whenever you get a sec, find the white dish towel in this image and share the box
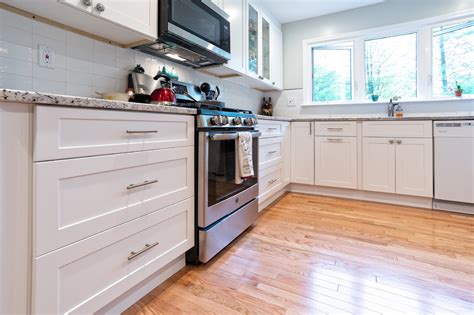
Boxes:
[235,132,254,184]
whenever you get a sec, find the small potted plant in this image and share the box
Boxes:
[454,81,463,97]
[371,94,379,102]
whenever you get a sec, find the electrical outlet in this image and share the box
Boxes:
[38,45,55,69]
[287,96,297,107]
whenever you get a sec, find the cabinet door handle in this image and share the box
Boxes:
[126,130,158,134]
[127,180,158,190]
[267,127,278,131]
[396,140,402,144]
[268,150,278,154]
[389,139,395,144]
[82,0,92,6]
[327,138,343,141]
[268,179,277,185]
[128,241,159,261]
[309,122,312,135]
[258,76,264,80]
[327,127,343,131]
[95,2,105,12]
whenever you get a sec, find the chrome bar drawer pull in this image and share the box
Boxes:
[327,127,343,131]
[327,138,343,141]
[267,127,278,131]
[268,150,278,154]
[126,130,158,134]
[128,241,159,261]
[126,179,158,190]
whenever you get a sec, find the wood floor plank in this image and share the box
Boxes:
[124,193,474,315]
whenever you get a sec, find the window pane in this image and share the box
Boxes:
[312,44,352,102]
[433,20,474,96]
[365,33,417,100]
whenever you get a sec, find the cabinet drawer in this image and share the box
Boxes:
[259,137,283,170]
[258,164,282,203]
[315,121,357,136]
[32,198,194,315]
[363,121,432,138]
[258,120,286,138]
[34,106,194,161]
[34,146,194,256]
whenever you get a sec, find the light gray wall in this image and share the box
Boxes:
[282,0,474,89]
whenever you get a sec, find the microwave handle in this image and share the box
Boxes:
[209,132,261,141]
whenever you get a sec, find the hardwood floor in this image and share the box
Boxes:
[124,193,474,315]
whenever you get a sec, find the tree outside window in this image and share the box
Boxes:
[433,20,474,96]
[365,33,417,100]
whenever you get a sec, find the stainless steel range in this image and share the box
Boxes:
[186,105,260,264]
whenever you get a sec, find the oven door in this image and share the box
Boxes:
[160,0,231,60]
[198,131,260,228]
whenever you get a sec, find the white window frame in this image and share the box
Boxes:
[302,10,474,106]
[310,41,355,103]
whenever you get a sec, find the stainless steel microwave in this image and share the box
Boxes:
[134,0,231,68]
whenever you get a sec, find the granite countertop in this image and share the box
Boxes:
[258,114,474,122]
[0,89,197,115]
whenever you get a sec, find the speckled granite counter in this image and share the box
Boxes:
[0,89,197,115]
[257,114,473,122]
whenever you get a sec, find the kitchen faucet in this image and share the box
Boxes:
[387,98,399,117]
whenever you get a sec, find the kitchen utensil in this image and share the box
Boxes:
[150,74,176,104]
[95,91,130,102]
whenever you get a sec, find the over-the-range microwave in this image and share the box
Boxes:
[134,0,231,68]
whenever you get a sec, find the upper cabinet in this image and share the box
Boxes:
[3,0,158,45]
[204,0,283,91]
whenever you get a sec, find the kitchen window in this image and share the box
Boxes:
[312,43,353,102]
[365,33,417,100]
[302,12,474,105]
[432,20,474,96]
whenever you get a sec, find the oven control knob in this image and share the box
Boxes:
[232,117,242,125]
[210,115,221,126]
[243,118,254,126]
[221,116,229,125]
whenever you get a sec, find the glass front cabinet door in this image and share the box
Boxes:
[248,4,259,76]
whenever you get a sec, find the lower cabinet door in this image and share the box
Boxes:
[32,198,194,315]
[395,138,433,197]
[291,122,315,185]
[362,137,396,193]
[258,163,283,206]
[315,136,357,189]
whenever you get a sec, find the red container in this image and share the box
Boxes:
[150,74,176,104]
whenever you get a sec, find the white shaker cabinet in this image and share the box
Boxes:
[282,122,291,185]
[362,121,433,198]
[222,0,245,73]
[395,138,433,197]
[362,137,396,193]
[290,122,314,185]
[315,136,358,189]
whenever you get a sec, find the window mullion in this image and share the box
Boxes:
[353,39,365,101]
[418,26,433,99]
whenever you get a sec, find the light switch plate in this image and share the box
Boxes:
[38,45,55,68]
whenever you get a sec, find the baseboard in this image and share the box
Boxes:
[258,185,289,212]
[289,184,433,209]
[433,200,474,214]
[97,255,186,315]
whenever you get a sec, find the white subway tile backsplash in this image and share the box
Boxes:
[116,48,135,71]
[0,41,33,62]
[0,73,33,91]
[32,20,66,42]
[66,69,94,85]
[66,83,95,98]
[93,40,116,67]
[33,78,66,95]
[93,74,116,91]
[2,26,33,48]
[66,32,93,61]
[0,56,33,77]
[92,63,118,78]
[33,64,66,82]
[65,56,93,73]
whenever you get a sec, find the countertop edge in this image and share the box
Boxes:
[0,89,197,115]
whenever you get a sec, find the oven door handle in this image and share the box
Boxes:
[209,132,261,141]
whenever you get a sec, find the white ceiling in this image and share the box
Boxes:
[254,0,385,24]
